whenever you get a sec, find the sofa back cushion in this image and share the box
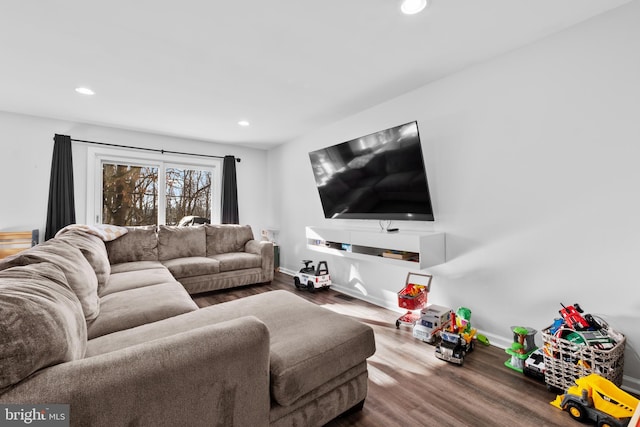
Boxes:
[106,226,158,265]
[0,263,87,390]
[56,231,111,292]
[0,240,100,321]
[205,224,254,255]
[158,225,206,261]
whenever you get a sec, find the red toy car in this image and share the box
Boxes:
[559,303,600,331]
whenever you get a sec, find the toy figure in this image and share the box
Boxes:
[504,326,538,373]
[454,307,473,333]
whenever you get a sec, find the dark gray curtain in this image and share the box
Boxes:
[221,155,239,224]
[45,134,76,240]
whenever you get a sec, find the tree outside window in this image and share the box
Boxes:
[102,163,158,226]
[165,167,211,225]
[102,162,212,226]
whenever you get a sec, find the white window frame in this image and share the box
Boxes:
[87,146,222,226]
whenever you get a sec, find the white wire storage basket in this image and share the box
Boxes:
[541,319,625,391]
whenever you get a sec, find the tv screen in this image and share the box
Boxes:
[308,121,434,221]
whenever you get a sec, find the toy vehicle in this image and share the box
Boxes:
[435,330,473,365]
[523,348,546,381]
[413,304,452,344]
[293,260,331,292]
[559,303,601,331]
[551,373,639,427]
[434,308,476,366]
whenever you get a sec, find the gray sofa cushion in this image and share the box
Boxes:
[158,225,206,260]
[0,240,100,321]
[178,268,265,295]
[56,231,111,292]
[106,226,158,264]
[86,312,265,357]
[205,224,254,255]
[87,281,198,339]
[110,261,166,274]
[209,252,262,272]
[101,267,177,296]
[161,257,220,278]
[0,263,86,389]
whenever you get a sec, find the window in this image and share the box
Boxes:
[87,147,221,226]
[102,163,159,226]
[165,166,212,225]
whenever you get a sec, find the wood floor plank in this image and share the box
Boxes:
[192,273,587,426]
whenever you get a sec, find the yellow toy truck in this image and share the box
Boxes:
[551,373,639,427]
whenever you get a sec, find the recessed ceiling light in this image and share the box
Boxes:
[75,87,95,95]
[401,0,428,15]
[238,120,250,127]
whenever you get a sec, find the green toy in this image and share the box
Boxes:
[504,326,537,372]
[455,306,490,345]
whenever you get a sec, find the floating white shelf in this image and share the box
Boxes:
[305,226,445,269]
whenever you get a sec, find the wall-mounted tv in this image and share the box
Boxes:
[308,121,434,221]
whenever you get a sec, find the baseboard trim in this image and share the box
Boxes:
[278,268,296,277]
[622,376,640,395]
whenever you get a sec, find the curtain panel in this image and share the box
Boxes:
[221,155,239,224]
[45,134,76,240]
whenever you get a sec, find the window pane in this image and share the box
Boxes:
[102,163,158,226]
[165,167,212,225]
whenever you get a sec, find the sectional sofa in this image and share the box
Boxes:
[0,225,376,426]
[106,223,275,294]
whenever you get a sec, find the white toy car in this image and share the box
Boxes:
[294,260,331,292]
[413,304,452,344]
[523,348,546,381]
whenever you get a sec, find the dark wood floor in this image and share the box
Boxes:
[193,272,583,427]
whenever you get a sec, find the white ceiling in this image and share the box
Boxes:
[0,0,631,149]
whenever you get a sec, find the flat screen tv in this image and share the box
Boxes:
[308,121,434,221]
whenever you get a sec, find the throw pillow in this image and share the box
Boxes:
[55,224,128,242]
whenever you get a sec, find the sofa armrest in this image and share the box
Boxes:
[245,240,274,280]
[1,316,271,427]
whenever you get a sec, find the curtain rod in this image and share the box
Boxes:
[67,137,241,162]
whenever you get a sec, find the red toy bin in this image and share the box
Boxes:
[395,273,432,329]
[397,285,428,310]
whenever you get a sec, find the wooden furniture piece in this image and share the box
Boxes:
[0,230,37,259]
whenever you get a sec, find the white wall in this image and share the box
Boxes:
[0,111,270,239]
[268,1,640,390]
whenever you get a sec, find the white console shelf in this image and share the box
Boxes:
[306,226,445,270]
